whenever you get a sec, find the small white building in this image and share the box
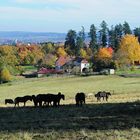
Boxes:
[80,59,90,73]
[109,69,115,75]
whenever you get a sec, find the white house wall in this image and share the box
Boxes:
[81,63,90,72]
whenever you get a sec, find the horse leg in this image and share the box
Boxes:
[106,96,108,101]
[24,102,26,107]
[39,101,42,107]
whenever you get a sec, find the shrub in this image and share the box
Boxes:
[0,67,11,83]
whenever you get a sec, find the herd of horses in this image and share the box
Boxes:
[5,91,111,107]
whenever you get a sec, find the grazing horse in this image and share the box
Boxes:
[35,92,65,107]
[53,92,65,106]
[32,95,38,107]
[14,95,32,107]
[75,92,86,106]
[5,99,14,105]
[95,91,111,102]
[95,92,101,102]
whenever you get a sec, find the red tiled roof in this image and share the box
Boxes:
[56,56,71,67]
[38,68,63,74]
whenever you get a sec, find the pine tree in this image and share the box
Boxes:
[89,24,98,51]
[76,26,86,56]
[65,30,77,55]
[134,27,140,43]
[123,21,132,35]
[109,24,123,51]
[100,21,108,47]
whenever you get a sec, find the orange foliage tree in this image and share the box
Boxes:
[17,44,44,65]
[97,47,113,59]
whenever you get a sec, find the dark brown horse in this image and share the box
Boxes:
[75,92,86,106]
[14,95,32,107]
[5,99,14,105]
[34,92,65,107]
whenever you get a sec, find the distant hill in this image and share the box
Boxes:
[0,31,67,44]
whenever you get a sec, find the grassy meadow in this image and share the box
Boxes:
[0,75,140,139]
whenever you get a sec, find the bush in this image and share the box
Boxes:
[0,67,11,83]
[93,58,116,72]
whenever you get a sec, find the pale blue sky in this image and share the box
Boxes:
[0,0,140,32]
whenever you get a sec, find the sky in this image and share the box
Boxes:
[0,0,140,32]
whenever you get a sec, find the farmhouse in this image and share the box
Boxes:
[56,56,90,74]
[55,56,71,71]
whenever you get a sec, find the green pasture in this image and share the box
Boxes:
[1,75,140,104]
[0,75,140,140]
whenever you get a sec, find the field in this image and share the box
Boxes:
[1,75,140,139]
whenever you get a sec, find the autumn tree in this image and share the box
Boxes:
[17,44,44,65]
[116,34,140,67]
[0,45,19,75]
[0,67,11,83]
[56,47,67,57]
[79,48,87,58]
[44,54,57,68]
[0,45,18,67]
[92,47,114,71]
[42,42,55,54]
[97,47,113,59]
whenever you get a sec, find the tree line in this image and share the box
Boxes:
[65,21,140,55]
[64,21,140,70]
[0,20,140,83]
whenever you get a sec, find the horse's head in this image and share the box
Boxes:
[58,92,61,95]
[95,94,98,97]
[107,92,111,96]
[32,95,36,100]
[60,94,65,100]
[29,96,33,101]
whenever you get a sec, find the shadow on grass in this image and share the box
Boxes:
[1,101,140,132]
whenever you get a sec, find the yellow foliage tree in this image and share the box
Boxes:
[79,48,87,58]
[119,34,140,64]
[45,54,57,67]
[56,47,67,57]
[0,45,18,66]
[0,67,11,83]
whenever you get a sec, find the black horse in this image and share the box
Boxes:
[34,92,65,107]
[5,99,14,105]
[14,95,32,107]
[52,92,65,106]
[75,92,86,106]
